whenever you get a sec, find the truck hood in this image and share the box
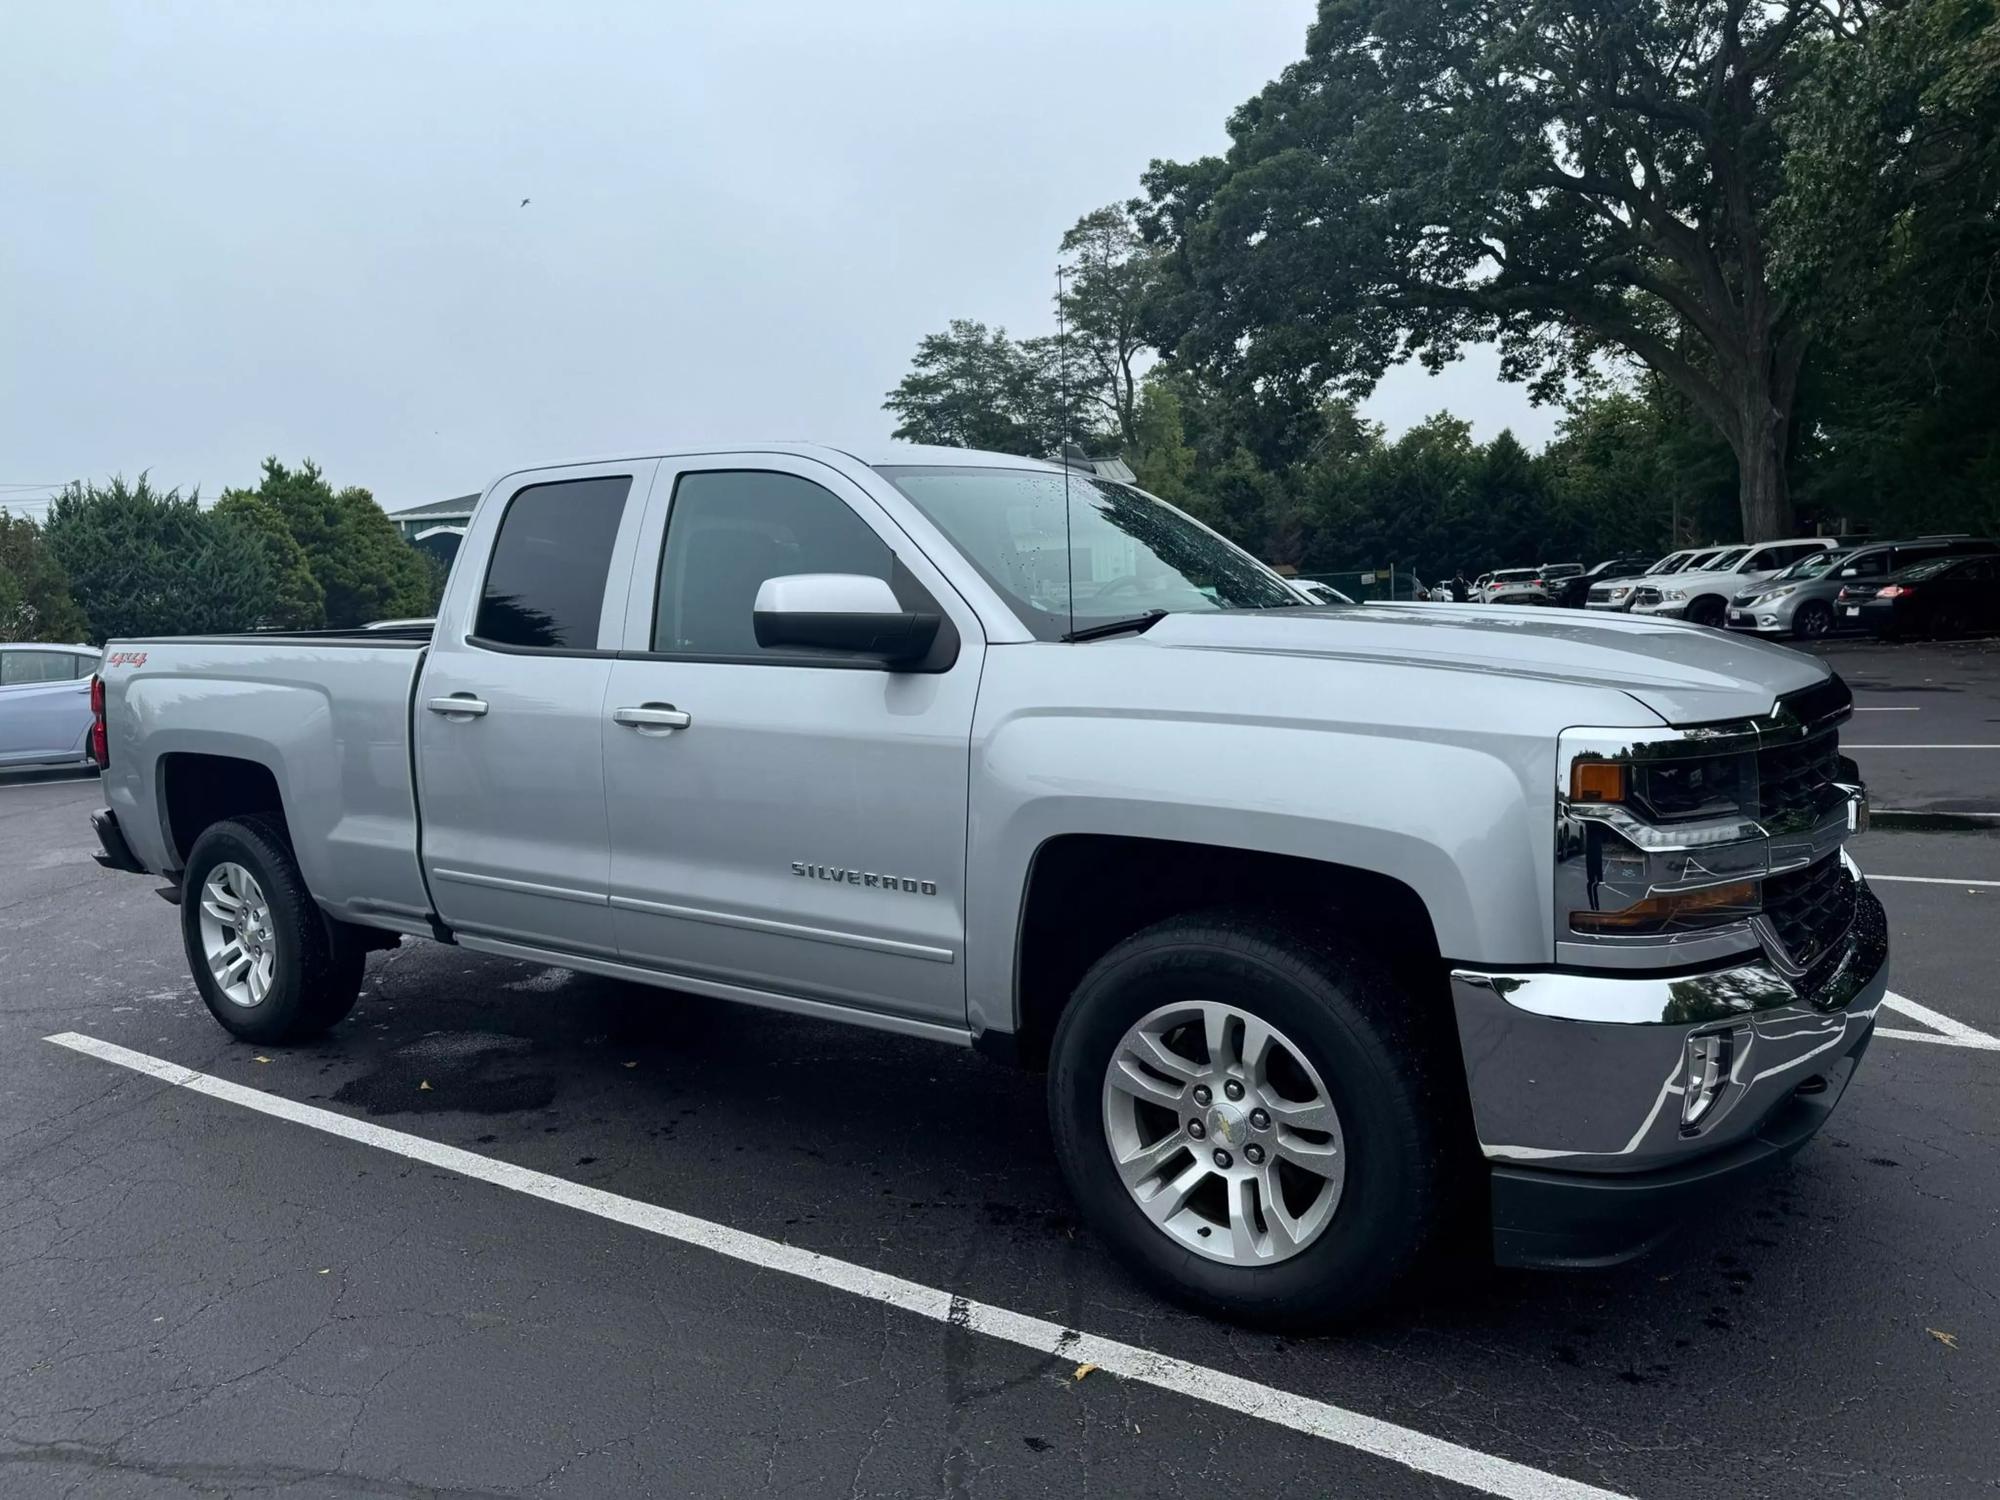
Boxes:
[1134,603,1832,725]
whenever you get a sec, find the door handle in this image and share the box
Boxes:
[426,695,489,718]
[612,704,692,731]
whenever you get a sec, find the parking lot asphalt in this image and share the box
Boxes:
[3,754,1997,1499]
[1803,637,2000,817]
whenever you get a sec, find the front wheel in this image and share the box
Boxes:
[181,816,365,1044]
[1793,601,1833,640]
[1686,595,1727,628]
[1047,911,1451,1328]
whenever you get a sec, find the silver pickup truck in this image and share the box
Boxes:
[88,443,1888,1326]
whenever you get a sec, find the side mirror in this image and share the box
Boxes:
[752,574,940,666]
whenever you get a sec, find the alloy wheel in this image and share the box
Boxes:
[1101,1000,1346,1265]
[198,861,278,1008]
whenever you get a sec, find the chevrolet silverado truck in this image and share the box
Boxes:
[88,443,1888,1326]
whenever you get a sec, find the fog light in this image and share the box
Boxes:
[1682,1031,1736,1129]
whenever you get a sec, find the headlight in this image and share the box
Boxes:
[1761,585,1796,602]
[1571,748,1757,823]
[1663,587,1689,601]
[1608,586,1631,600]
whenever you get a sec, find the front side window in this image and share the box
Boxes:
[474,476,632,650]
[652,470,894,657]
[879,465,1298,640]
[1843,551,1893,578]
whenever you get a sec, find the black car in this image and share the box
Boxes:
[1848,554,2000,639]
[1555,556,1657,608]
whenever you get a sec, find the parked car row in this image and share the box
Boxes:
[1729,536,1998,639]
[1456,533,1999,642]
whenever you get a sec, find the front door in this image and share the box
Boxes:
[602,458,982,1027]
[415,462,654,956]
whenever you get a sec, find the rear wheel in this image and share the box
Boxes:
[1048,911,1449,1328]
[181,816,365,1044]
[1793,601,1833,640]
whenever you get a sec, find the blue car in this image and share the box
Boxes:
[0,643,101,770]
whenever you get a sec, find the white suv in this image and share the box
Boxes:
[1628,539,1838,627]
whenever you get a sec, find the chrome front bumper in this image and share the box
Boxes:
[1450,866,1888,1175]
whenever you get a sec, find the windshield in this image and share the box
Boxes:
[1775,551,1846,581]
[879,465,1300,639]
[1644,553,1690,575]
[1698,547,1750,572]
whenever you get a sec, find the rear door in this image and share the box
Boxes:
[0,649,95,763]
[600,456,983,1028]
[415,462,655,957]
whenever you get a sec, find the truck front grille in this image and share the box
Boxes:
[1763,854,1856,974]
[1758,728,1842,825]
[1630,586,1662,607]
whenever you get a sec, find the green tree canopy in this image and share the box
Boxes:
[211,488,326,629]
[231,458,435,628]
[1058,205,1157,449]
[883,319,1108,457]
[43,475,275,641]
[1138,0,1961,542]
[0,510,90,643]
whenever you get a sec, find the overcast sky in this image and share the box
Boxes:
[1,0,1550,519]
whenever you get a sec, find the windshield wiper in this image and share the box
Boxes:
[1062,609,1168,643]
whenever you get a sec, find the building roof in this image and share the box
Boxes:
[390,493,479,520]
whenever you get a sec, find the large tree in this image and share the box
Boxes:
[1058,205,1157,449]
[0,510,90,642]
[883,319,1106,457]
[231,458,435,628]
[211,488,325,629]
[1140,0,1914,541]
[42,475,276,641]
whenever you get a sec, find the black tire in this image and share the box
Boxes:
[1687,595,1727,628]
[1793,601,1833,640]
[180,815,365,1044]
[1047,910,1450,1328]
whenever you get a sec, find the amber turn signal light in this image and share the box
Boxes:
[1569,761,1627,804]
[1571,880,1760,934]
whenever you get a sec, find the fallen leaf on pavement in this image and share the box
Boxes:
[623,1061,638,1069]
[419,1080,432,1091]
[1928,1328,1959,1349]
[1073,1362,1098,1381]
[254,1056,271,1064]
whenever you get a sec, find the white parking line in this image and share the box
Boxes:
[1878,993,2000,1052]
[1853,706,1921,712]
[1844,744,2000,750]
[43,1031,1627,1500]
[1868,875,2000,888]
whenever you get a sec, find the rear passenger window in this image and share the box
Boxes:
[474,477,632,650]
[652,471,893,657]
[1,652,72,685]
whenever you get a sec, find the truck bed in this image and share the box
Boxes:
[97,632,436,934]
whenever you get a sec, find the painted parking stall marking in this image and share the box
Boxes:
[44,1031,1627,1500]
[1877,993,2000,1053]
[1868,874,2000,889]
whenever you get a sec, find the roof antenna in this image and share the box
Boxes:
[1057,262,1075,642]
